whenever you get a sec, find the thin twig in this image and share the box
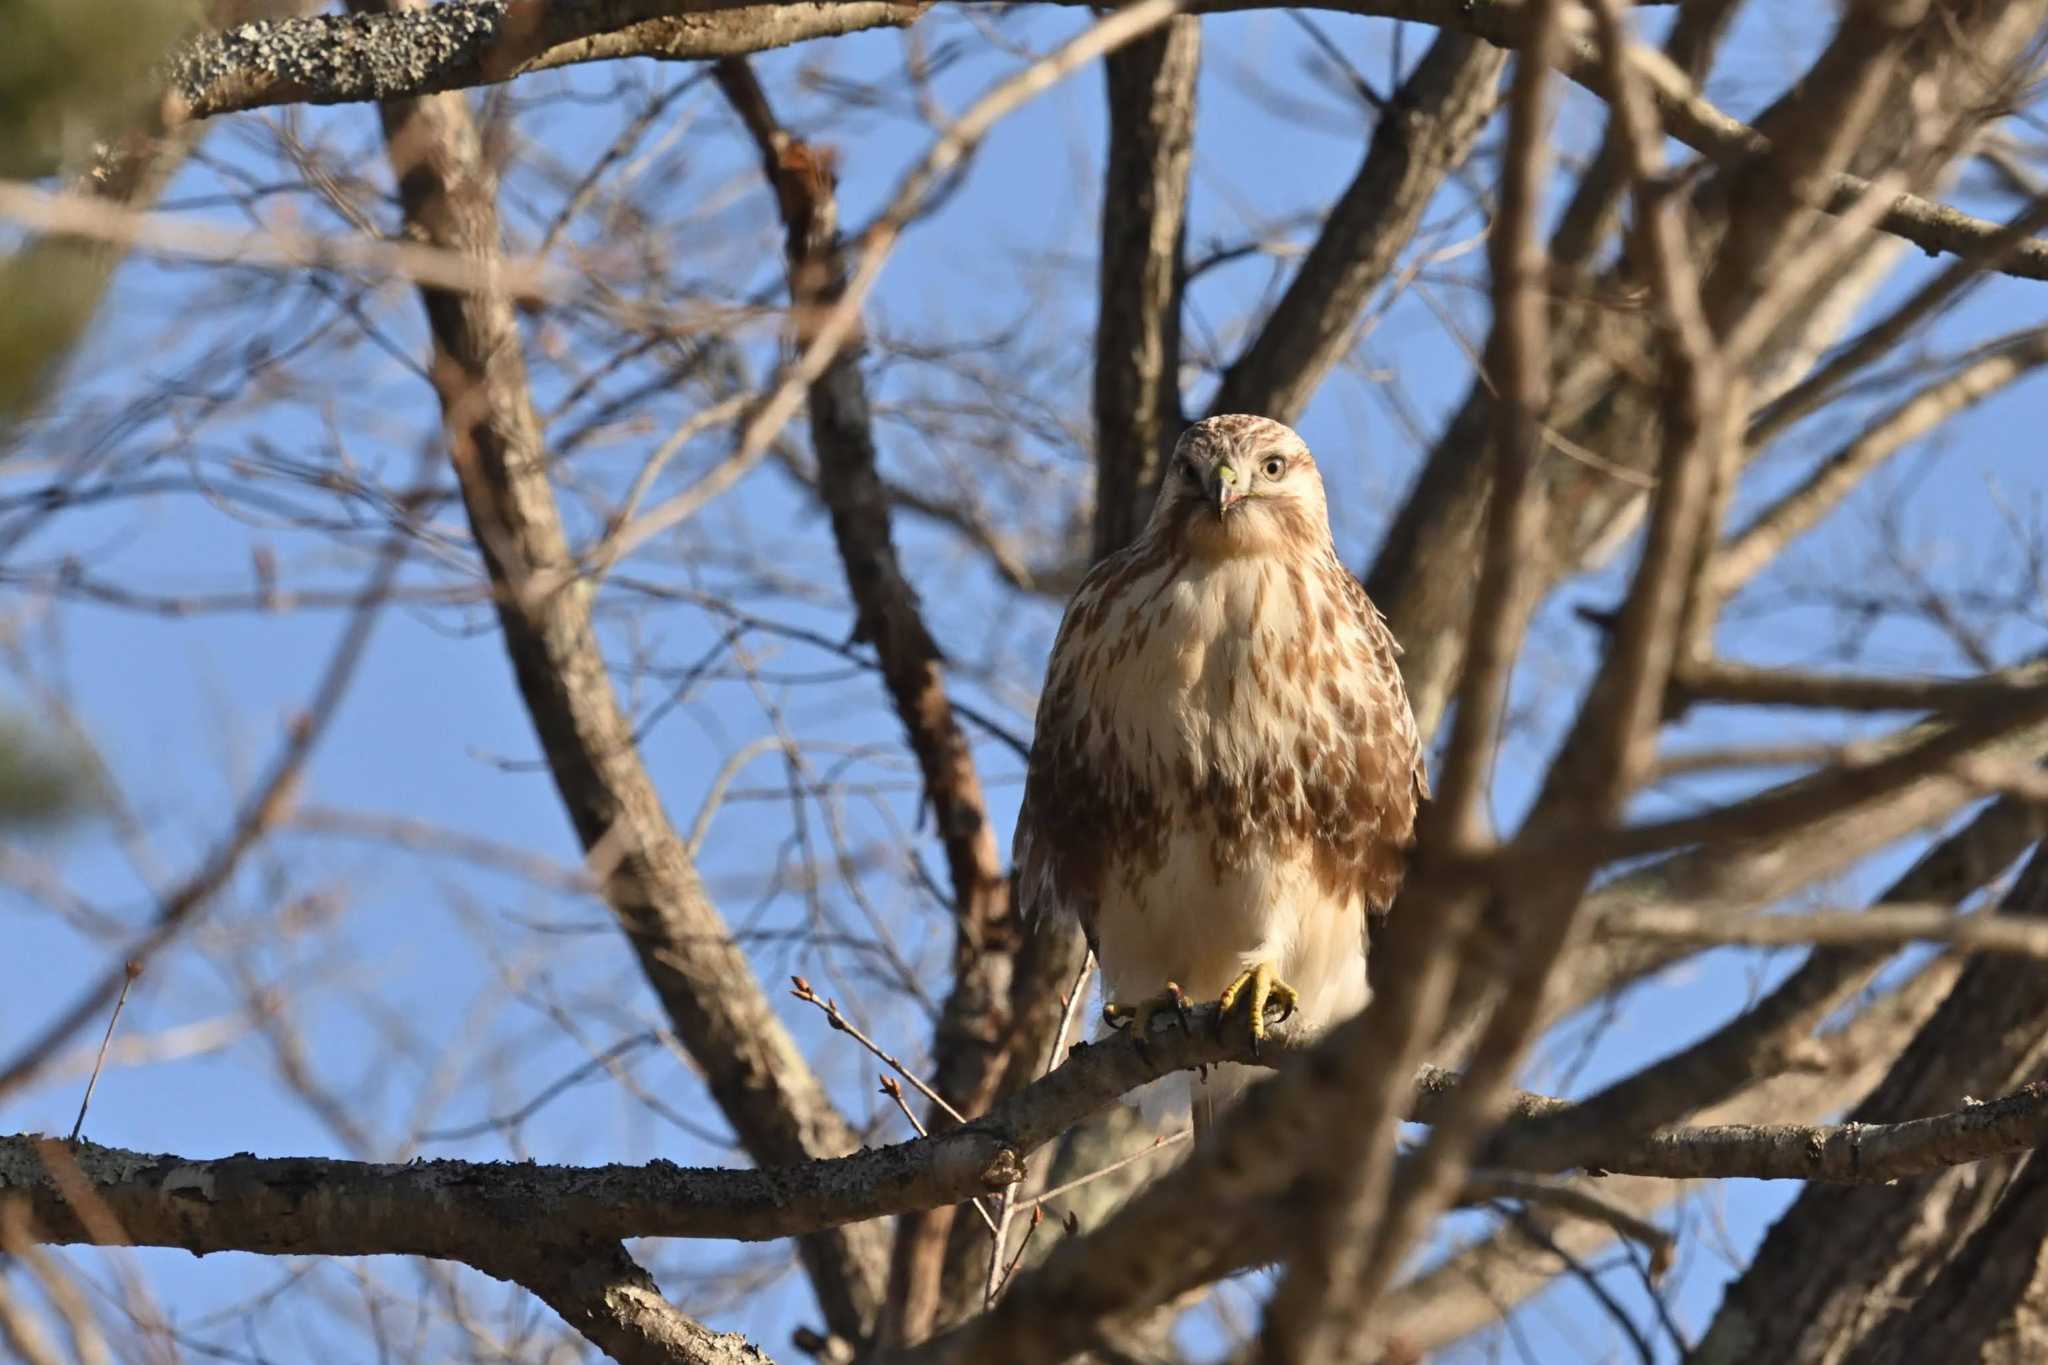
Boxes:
[0,179,560,300]
[1747,193,2048,446]
[789,976,967,1127]
[1045,951,1094,1080]
[878,1076,931,1139]
[1018,1129,1192,1214]
[66,962,140,1144]
[986,951,1097,1308]
[991,1206,1046,1302]
[1466,1170,1676,1276]
[580,0,1189,574]
[0,516,412,1101]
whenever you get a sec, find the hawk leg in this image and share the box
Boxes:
[1216,961,1299,1060]
[1103,981,1193,1055]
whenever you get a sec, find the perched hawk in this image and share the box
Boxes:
[1014,414,1426,1131]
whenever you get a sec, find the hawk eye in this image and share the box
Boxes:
[1179,460,1202,486]
[1261,456,1288,479]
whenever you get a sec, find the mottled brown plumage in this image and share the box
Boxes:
[1014,414,1426,1127]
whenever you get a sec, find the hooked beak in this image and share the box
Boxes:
[1207,462,1245,516]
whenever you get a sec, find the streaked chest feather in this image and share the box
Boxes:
[1056,553,1416,904]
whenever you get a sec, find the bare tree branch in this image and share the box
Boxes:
[1597,905,2048,957]
[1565,1082,2048,1184]
[1369,0,2048,738]
[1696,844,2048,1364]
[352,14,885,1336]
[1488,807,2046,1178]
[711,56,1019,1346]
[1470,683,2048,880]
[881,1055,2048,1363]
[1746,193,2048,447]
[1369,0,1737,1337]
[0,528,405,1099]
[1383,960,1958,1356]
[492,1241,781,1365]
[0,1007,1289,1254]
[18,0,2048,1358]
[1090,18,1198,559]
[1836,1138,2048,1365]
[1677,656,2048,712]
[164,0,927,122]
[1254,7,1557,1358]
[1712,327,2048,597]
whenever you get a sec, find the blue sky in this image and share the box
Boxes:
[4,4,2047,1360]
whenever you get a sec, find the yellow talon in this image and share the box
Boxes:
[1216,961,1299,1059]
[1103,982,1192,1052]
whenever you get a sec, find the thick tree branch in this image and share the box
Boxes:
[0,1010,1277,1253]
[494,1241,780,1365]
[165,1,926,121]
[162,1,2048,294]
[1090,18,1197,559]
[16,1074,2040,1251]
[1370,0,1733,1341]
[1837,1137,2048,1365]
[16,977,2048,1362]
[355,17,883,1338]
[1254,11,1551,1361]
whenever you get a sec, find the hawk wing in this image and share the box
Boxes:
[1327,564,1428,969]
[1012,542,1160,953]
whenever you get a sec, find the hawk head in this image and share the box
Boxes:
[1149,414,1330,560]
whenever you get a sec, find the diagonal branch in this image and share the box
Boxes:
[712,56,1016,1346]
[494,1241,780,1365]
[1255,12,1552,1362]
[353,7,884,1337]
[1483,683,2048,877]
[1711,326,2048,597]
[1354,1,1727,1339]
